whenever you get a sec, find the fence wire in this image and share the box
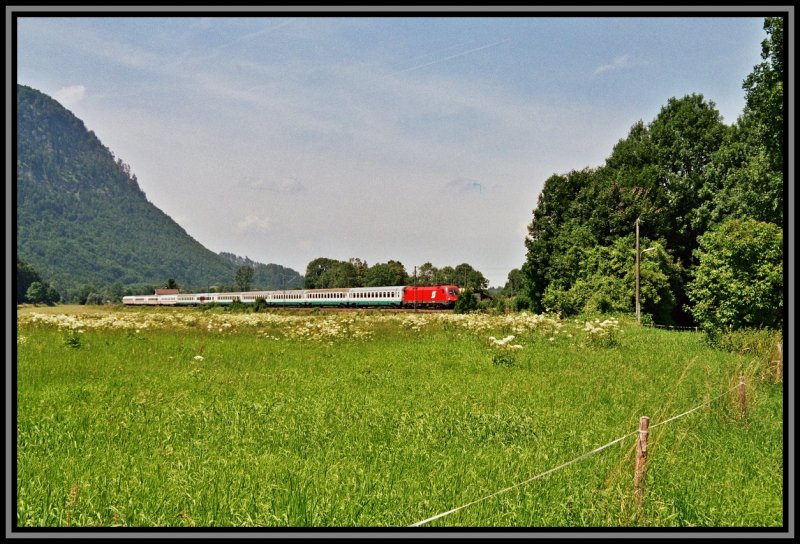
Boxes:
[409,382,741,527]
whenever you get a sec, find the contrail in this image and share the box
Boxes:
[396,38,510,75]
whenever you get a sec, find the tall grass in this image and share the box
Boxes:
[15,308,783,527]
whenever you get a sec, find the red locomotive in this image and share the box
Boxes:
[402,285,460,308]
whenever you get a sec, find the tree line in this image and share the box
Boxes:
[520,17,784,337]
[302,258,490,291]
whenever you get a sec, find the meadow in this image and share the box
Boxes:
[15,305,784,528]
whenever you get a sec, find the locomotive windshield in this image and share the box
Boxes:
[448,288,459,296]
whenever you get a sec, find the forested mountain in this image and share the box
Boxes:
[16,84,302,300]
[522,18,784,329]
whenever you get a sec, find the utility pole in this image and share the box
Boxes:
[635,217,641,325]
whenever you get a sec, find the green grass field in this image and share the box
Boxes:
[15,306,784,528]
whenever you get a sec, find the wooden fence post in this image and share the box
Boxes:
[774,342,783,383]
[634,416,650,512]
[738,376,747,419]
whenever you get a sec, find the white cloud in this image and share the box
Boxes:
[243,176,306,194]
[237,214,271,232]
[593,54,632,76]
[52,85,86,108]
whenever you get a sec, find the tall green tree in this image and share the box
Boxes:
[742,16,784,176]
[646,94,727,269]
[235,266,254,291]
[503,268,526,297]
[348,258,369,287]
[523,169,600,312]
[364,261,408,287]
[321,261,359,288]
[304,258,339,289]
[702,17,784,227]
[415,262,437,286]
[453,263,489,291]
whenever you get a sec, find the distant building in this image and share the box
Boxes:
[154,288,180,295]
[474,290,493,302]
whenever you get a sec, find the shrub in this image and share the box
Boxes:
[454,288,479,314]
[252,297,268,313]
[687,218,782,342]
[512,294,531,312]
[491,352,516,368]
[63,330,82,349]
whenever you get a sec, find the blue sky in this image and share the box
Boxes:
[15,12,768,287]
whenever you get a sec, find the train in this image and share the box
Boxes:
[122,285,461,309]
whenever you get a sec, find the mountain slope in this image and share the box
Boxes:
[16,84,301,296]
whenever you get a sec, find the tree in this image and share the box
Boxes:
[453,263,489,291]
[742,16,784,175]
[235,266,254,291]
[164,278,179,290]
[364,261,408,287]
[25,281,45,305]
[503,268,526,297]
[348,258,369,287]
[416,262,437,286]
[25,280,60,305]
[304,258,339,289]
[45,285,61,305]
[434,266,457,286]
[17,256,42,304]
[647,94,726,269]
[702,17,784,227]
[321,261,359,288]
[523,170,595,312]
[540,236,680,319]
[74,284,95,305]
[686,218,782,340]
